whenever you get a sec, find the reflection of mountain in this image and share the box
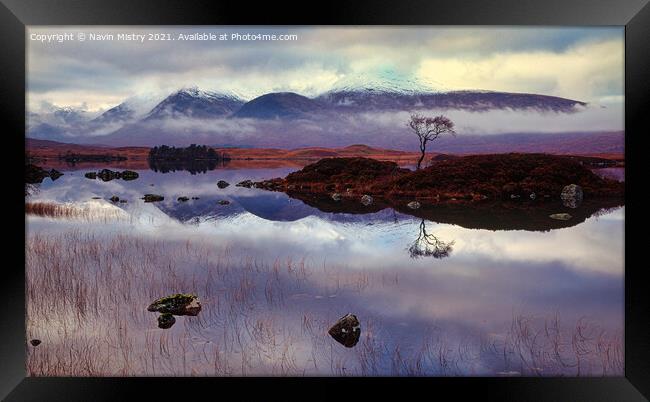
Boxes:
[230,193,317,222]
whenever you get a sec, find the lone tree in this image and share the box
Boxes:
[408,114,456,170]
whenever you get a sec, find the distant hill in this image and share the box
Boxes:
[232,92,324,119]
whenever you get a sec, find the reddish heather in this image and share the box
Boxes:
[255,154,624,202]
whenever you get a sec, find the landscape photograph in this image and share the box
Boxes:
[25,26,625,376]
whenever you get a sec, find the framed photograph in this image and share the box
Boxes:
[2,0,649,399]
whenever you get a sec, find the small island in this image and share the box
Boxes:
[147,144,231,174]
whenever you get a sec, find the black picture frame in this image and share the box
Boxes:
[2,0,648,400]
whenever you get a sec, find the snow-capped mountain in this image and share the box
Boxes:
[144,87,245,120]
[326,70,449,95]
[91,93,166,125]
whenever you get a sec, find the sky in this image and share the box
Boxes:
[27,26,624,113]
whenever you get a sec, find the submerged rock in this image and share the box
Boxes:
[560,184,583,209]
[157,313,176,329]
[147,293,202,316]
[217,180,230,189]
[30,339,41,346]
[549,213,572,221]
[328,313,361,348]
[97,169,120,182]
[218,199,231,205]
[360,195,373,206]
[121,170,139,181]
[177,196,189,202]
[331,193,342,201]
[407,201,421,209]
[142,194,164,202]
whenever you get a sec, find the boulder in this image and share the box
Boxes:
[147,293,202,316]
[549,213,572,221]
[328,313,361,348]
[217,180,230,189]
[177,196,189,202]
[142,194,164,202]
[97,169,121,182]
[360,194,373,206]
[331,193,342,201]
[30,339,41,346]
[109,196,120,203]
[218,200,231,205]
[121,170,139,181]
[157,313,176,329]
[84,172,97,180]
[560,184,583,208]
[529,193,536,200]
[407,201,421,209]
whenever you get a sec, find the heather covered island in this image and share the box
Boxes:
[25,26,624,377]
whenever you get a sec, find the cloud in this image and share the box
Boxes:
[416,39,623,102]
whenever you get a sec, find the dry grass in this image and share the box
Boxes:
[26,230,623,377]
[26,201,129,222]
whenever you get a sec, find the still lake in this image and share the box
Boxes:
[25,165,625,376]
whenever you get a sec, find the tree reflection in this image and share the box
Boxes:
[408,219,454,259]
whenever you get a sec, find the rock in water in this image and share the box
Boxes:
[360,195,373,206]
[328,313,361,348]
[549,213,572,221]
[121,170,139,181]
[331,193,342,201]
[84,172,97,180]
[158,313,176,329]
[407,201,421,209]
[177,196,189,202]
[48,169,63,181]
[560,184,583,208]
[30,339,41,346]
[217,180,230,189]
[109,196,120,203]
[147,293,202,316]
[142,194,164,202]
